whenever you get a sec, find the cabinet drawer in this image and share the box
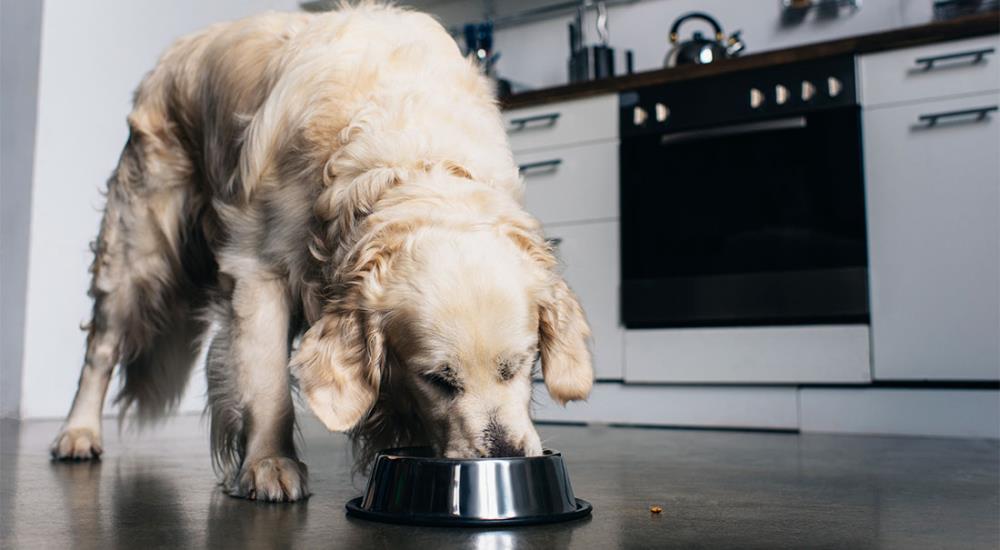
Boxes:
[545,221,623,380]
[864,93,1000,380]
[860,35,1000,108]
[517,141,618,225]
[504,94,617,152]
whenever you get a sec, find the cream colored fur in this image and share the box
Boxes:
[52,3,593,502]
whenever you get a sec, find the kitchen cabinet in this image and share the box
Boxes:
[507,94,623,380]
[504,94,617,153]
[519,140,618,225]
[860,35,1000,108]
[863,92,1000,380]
[545,221,623,381]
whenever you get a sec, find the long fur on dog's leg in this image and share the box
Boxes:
[206,275,307,502]
[206,302,246,486]
[53,114,206,458]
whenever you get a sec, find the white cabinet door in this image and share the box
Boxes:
[544,221,623,380]
[860,35,1000,108]
[516,140,618,225]
[504,95,618,153]
[864,92,1000,380]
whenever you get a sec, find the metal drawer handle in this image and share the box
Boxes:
[518,159,563,174]
[914,47,994,70]
[507,112,560,132]
[918,106,998,127]
[545,237,563,248]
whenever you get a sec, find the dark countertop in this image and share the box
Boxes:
[501,11,999,110]
[4,416,999,549]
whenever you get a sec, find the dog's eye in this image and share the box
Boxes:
[422,371,460,395]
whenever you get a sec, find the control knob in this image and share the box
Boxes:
[633,106,648,126]
[775,84,790,105]
[801,80,816,101]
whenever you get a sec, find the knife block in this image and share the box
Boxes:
[569,45,615,83]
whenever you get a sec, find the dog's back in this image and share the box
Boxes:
[136,5,516,199]
[110,4,519,400]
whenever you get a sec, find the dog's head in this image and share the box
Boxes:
[292,181,592,462]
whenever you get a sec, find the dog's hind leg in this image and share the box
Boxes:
[52,110,203,460]
[207,272,307,502]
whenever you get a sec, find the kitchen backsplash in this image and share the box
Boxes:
[406,0,937,89]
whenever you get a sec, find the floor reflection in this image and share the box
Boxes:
[205,489,309,550]
[48,459,202,549]
[340,515,587,549]
[466,524,581,550]
[111,465,194,549]
[50,460,107,548]
[0,419,22,542]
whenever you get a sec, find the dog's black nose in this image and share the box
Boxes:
[487,437,525,458]
[483,418,525,457]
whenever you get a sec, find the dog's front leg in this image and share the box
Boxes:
[207,275,307,502]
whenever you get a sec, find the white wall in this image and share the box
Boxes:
[19,0,299,419]
[1,0,45,418]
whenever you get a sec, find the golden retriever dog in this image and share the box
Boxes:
[51,3,593,502]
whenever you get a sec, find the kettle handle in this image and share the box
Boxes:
[669,12,724,43]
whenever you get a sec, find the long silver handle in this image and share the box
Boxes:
[917,105,998,127]
[519,159,563,174]
[660,116,807,146]
[914,47,994,71]
[507,112,560,132]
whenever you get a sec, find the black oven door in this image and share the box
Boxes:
[620,106,868,328]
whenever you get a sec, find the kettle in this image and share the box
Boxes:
[664,12,745,67]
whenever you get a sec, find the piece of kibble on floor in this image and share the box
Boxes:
[649,505,663,514]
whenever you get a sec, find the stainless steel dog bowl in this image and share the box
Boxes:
[345,447,592,527]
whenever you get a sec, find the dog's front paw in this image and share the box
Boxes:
[51,427,103,460]
[230,457,309,502]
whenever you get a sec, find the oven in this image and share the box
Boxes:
[619,56,869,328]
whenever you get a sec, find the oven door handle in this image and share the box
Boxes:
[659,116,807,146]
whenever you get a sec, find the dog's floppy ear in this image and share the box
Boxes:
[537,276,594,405]
[292,228,399,432]
[291,308,385,432]
[504,220,594,405]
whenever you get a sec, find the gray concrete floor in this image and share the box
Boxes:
[1,416,997,549]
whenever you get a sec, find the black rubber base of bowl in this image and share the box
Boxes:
[345,497,592,527]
